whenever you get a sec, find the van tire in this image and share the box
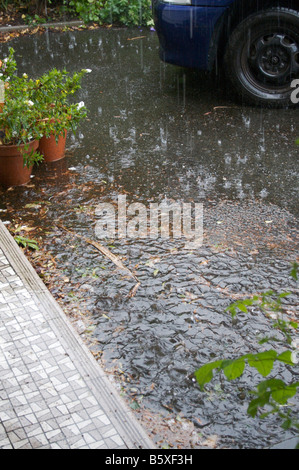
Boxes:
[224,8,299,107]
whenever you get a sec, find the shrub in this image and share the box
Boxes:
[63,0,152,26]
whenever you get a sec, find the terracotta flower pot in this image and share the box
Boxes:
[0,140,39,187]
[38,130,67,163]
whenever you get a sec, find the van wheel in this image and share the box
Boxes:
[224,8,299,107]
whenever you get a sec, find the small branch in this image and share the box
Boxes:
[57,224,139,284]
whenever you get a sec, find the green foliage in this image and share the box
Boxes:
[194,262,299,447]
[97,0,153,26]
[30,67,89,141]
[64,0,104,23]
[0,48,17,81]
[0,48,89,165]
[0,74,43,147]
[14,235,39,250]
[23,13,48,25]
[63,0,153,26]
[0,0,11,10]
[1,0,153,26]
[195,350,295,390]
[0,1,49,12]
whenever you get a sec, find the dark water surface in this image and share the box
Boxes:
[0,27,298,448]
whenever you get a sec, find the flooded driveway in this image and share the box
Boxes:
[0,27,298,448]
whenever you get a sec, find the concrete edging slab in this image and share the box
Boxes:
[0,220,154,449]
[0,20,84,33]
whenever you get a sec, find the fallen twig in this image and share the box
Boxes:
[57,224,139,283]
[127,282,141,299]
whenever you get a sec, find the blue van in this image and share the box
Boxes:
[152,0,299,107]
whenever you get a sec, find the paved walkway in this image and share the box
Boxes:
[0,220,154,449]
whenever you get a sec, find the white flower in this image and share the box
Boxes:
[0,73,3,77]
[77,101,85,110]
[23,73,28,78]
[25,100,34,106]
[84,69,92,73]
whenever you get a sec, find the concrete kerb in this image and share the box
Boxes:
[0,20,85,33]
[0,220,155,449]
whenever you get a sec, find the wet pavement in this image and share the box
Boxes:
[0,27,298,449]
[0,220,154,449]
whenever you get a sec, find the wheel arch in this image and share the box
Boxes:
[209,0,299,71]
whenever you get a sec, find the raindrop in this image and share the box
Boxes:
[242,115,251,129]
[224,153,232,164]
[160,127,168,149]
[260,188,269,198]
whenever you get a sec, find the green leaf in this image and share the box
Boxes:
[226,298,254,317]
[255,379,299,406]
[14,235,39,251]
[194,361,222,390]
[290,262,298,280]
[257,378,285,393]
[272,385,297,405]
[278,292,291,299]
[236,303,248,313]
[281,418,293,430]
[248,350,277,377]
[222,357,246,380]
[247,393,271,418]
[277,350,294,366]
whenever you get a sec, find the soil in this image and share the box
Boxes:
[0,3,100,43]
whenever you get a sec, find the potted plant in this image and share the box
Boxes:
[32,67,89,162]
[0,48,90,182]
[0,70,45,187]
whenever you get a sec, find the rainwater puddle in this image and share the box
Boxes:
[0,27,298,448]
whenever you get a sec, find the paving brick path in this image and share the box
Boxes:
[0,221,154,449]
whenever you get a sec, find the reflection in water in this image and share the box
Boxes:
[0,28,298,448]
